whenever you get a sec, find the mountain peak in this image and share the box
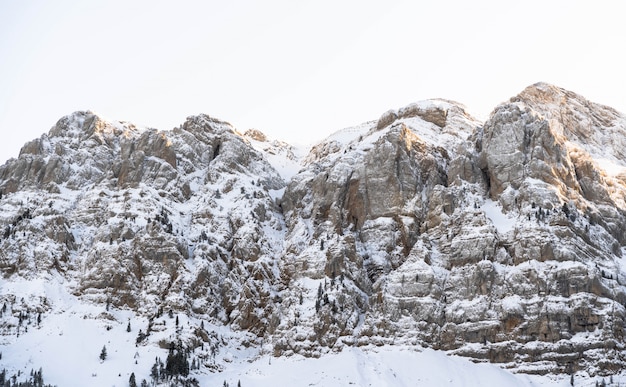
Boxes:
[515,81,565,101]
[179,113,234,135]
[505,82,626,174]
[244,128,268,142]
[47,110,138,139]
[375,98,475,131]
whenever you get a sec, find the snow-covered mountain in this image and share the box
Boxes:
[1,83,626,386]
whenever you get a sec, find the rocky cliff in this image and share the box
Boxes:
[1,83,626,378]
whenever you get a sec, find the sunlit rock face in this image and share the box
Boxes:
[2,83,626,376]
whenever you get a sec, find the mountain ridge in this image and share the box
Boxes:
[1,83,626,385]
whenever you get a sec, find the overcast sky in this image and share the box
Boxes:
[1,0,625,163]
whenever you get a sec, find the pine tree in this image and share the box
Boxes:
[150,360,159,383]
[165,343,190,378]
[128,372,137,387]
[127,321,131,332]
[562,202,570,217]
[35,368,43,387]
[159,358,165,382]
[99,345,107,361]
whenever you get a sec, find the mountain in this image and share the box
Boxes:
[1,83,626,386]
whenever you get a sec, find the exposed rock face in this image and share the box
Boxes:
[0,112,285,334]
[276,88,626,375]
[2,84,626,376]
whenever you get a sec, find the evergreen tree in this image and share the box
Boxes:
[127,321,131,332]
[159,359,165,382]
[34,368,43,387]
[562,202,570,217]
[165,343,190,378]
[136,329,146,344]
[129,372,137,387]
[99,345,107,361]
[150,360,159,383]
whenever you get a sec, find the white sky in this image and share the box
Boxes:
[1,0,625,163]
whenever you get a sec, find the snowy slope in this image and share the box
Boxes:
[0,276,576,386]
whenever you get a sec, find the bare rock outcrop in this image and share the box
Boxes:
[277,87,626,375]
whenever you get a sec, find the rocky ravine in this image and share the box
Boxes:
[1,82,626,376]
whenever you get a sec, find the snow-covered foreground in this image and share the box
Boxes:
[2,313,570,387]
[0,277,574,387]
[0,276,616,387]
[209,346,572,387]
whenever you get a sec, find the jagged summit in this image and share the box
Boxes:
[243,128,268,142]
[2,84,626,385]
[303,98,481,167]
[511,82,626,171]
[178,113,235,135]
[46,110,142,143]
[481,83,626,211]
[375,98,475,131]
[514,82,620,117]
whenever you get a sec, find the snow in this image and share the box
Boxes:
[322,122,373,146]
[0,277,158,386]
[481,199,516,234]
[501,295,525,315]
[596,158,626,177]
[0,298,571,387]
[206,346,565,387]
[244,133,308,182]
